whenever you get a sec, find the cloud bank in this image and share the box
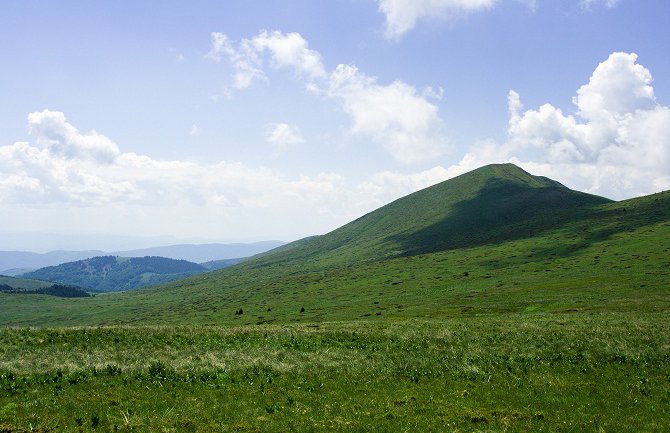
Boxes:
[0,111,445,238]
[2,52,665,241]
[0,111,340,209]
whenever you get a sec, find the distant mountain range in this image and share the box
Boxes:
[0,241,285,276]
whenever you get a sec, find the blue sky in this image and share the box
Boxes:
[1,0,669,250]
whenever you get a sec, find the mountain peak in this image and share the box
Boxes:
[437,163,565,192]
[247,164,612,269]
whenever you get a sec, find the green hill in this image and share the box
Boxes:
[21,255,207,292]
[200,257,246,271]
[246,163,611,269]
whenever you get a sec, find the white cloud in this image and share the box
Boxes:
[251,30,326,82]
[27,110,120,164]
[265,123,304,153]
[448,52,670,199]
[0,110,460,240]
[422,86,444,100]
[377,0,498,39]
[0,111,337,209]
[189,124,201,136]
[208,30,450,164]
[3,110,441,227]
[358,165,451,201]
[376,1,619,39]
[327,64,449,164]
[581,0,621,9]
[205,30,325,90]
[574,52,655,120]
[206,32,266,89]
[0,110,454,241]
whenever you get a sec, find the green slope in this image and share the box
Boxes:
[0,275,52,290]
[1,163,667,326]
[21,256,207,293]
[247,163,611,269]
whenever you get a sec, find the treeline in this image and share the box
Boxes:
[0,283,90,298]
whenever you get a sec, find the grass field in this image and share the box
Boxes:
[1,315,668,432]
[0,276,52,291]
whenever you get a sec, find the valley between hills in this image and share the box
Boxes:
[0,163,668,432]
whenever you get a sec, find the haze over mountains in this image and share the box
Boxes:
[0,241,285,276]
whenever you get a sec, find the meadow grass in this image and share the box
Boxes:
[1,315,668,432]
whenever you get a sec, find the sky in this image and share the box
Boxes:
[1,0,669,251]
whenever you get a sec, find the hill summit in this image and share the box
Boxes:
[251,163,611,269]
[23,256,207,292]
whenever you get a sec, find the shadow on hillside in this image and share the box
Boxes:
[390,178,669,260]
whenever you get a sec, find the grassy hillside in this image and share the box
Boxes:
[21,256,207,293]
[200,258,246,271]
[243,163,611,270]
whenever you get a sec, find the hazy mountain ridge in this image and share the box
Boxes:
[0,241,285,275]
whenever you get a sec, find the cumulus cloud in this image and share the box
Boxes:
[574,52,655,120]
[251,31,326,81]
[377,0,498,39]
[327,64,448,163]
[207,30,449,164]
[27,110,120,163]
[265,123,304,154]
[448,52,670,199]
[205,30,325,89]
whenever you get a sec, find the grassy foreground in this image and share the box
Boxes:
[1,315,668,432]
